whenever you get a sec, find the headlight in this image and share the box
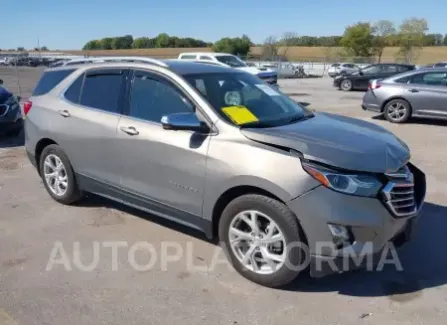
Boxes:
[302,162,383,197]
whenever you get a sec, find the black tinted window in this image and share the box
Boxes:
[200,56,213,60]
[64,74,84,104]
[129,73,193,123]
[33,69,75,96]
[80,71,124,113]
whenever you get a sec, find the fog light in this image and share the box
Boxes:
[328,224,352,248]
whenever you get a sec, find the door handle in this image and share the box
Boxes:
[58,109,70,117]
[408,89,419,93]
[120,126,139,136]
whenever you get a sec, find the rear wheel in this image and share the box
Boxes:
[384,99,411,123]
[39,144,82,205]
[340,79,353,91]
[218,194,307,288]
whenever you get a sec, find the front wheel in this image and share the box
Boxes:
[218,194,307,288]
[384,99,411,123]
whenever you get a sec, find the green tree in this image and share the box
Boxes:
[155,33,170,48]
[101,37,114,50]
[111,35,133,49]
[397,18,428,63]
[372,20,396,63]
[340,22,375,57]
[212,35,251,56]
[444,34,447,46]
[132,37,154,49]
[17,47,25,51]
[82,40,101,50]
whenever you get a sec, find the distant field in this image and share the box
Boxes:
[62,46,447,64]
[2,46,447,64]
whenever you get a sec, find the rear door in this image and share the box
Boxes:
[56,68,128,187]
[401,71,447,115]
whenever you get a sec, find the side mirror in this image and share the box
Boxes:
[0,79,3,85]
[17,96,21,102]
[161,112,209,133]
[359,71,364,76]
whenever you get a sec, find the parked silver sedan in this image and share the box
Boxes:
[362,68,447,123]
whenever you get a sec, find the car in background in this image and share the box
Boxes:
[362,68,447,123]
[0,57,10,66]
[334,63,416,91]
[327,63,359,78]
[431,62,447,68]
[0,79,22,137]
[178,52,278,87]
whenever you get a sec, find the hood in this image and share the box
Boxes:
[236,66,277,76]
[240,113,410,174]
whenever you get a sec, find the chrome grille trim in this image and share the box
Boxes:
[382,169,418,218]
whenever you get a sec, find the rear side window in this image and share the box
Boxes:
[32,69,75,96]
[199,56,213,60]
[64,74,84,104]
[79,70,125,113]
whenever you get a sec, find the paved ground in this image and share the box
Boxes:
[0,68,446,325]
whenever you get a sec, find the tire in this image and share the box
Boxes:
[340,79,353,91]
[39,144,82,205]
[383,99,411,123]
[218,194,307,288]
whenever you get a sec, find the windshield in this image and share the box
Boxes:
[183,72,308,127]
[215,55,247,68]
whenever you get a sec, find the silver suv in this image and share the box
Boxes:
[25,57,426,287]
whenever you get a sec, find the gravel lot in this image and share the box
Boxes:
[0,68,446,325]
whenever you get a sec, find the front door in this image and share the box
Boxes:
[116,70,210,217]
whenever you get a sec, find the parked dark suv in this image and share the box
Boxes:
[334,63,416,91]
[0,79,22,137]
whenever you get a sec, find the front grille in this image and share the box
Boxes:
[382,165,418,218]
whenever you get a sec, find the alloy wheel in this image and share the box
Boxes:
[341,80,352,91]
[43,154,68,196]
[387,102,408,122]
[228,210,287,275]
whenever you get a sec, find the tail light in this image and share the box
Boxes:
[23,100,33,116]
[368,81,381,89]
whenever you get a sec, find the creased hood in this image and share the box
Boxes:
[241,113,411,173]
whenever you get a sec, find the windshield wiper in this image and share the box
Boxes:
[288,113,314,124]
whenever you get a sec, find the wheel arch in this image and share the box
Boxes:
[35,138,59,174]
[380,96,413,114]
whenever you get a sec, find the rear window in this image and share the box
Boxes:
[32,69,75,96]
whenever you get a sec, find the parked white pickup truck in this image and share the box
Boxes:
[178,52,278,87]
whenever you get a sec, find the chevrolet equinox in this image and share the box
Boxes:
[24,57,426,287]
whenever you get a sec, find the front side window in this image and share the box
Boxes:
[129,72,193,123]
[215,55,247,68]
[183,72,308,127]
[79,70,124,113]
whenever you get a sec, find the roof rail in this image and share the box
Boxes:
[64,56,168,67]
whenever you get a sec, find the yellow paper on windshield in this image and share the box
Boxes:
[222,106,259,125]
